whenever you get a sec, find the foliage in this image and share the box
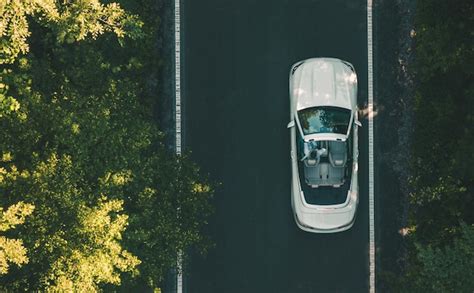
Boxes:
[44,198,140,292]
[0,0,143,64]
[0,81,21,118]
[0,0,213,291]
[403,0,474,290]
[0,153,141,291]
[410,0,474,239]
[0,201,34,274]
[122,154,213,289]
[403,224,474,292]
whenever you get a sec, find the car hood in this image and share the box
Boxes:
[291,58,357,111]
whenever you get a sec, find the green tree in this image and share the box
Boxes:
[121,154,213,289]
[44,198,140,292]
[0,154,141,291]
[0,201,34,275]
[402,0,474,290]
[0,0,214,290]
[404,224,474,292]
[0,0,142,64]
[409,0,474,241]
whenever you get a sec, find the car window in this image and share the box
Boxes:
[297,106,351,135]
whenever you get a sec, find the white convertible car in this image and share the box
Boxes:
[288,58,361,233]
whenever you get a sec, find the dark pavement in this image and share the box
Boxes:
[183,1,369,292]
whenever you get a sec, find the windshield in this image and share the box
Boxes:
[297,106,351,135]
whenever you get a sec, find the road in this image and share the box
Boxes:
[183,0,369,292]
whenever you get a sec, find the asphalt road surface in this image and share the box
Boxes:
[184,1,369,292]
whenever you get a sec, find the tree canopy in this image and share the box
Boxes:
[0,0,213,291]
[0,0,142,64]
[0,201,34,275]
[401,0,474,290]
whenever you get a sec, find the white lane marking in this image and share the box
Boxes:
[175,0,182,156]
[367,0,376,292]
[175,0,183,292]
[177,252,183,293]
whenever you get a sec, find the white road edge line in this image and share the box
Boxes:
[175,0,183,292]
[175,0,182,156]
[367,0,376,292]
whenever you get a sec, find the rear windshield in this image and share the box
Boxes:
[298,106,351,135]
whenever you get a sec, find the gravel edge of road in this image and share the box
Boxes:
[155,0,180,291]
[374,0,416,290]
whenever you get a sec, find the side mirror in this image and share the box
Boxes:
[355,120,362,127]
[287,120,295,128]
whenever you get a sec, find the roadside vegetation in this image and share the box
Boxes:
[0,0,213,291]
[402,0,474,291]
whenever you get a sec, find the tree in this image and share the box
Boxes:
[0,154,141,291]
[121,153,213,289]
[404,224,474,292]
[0,201,34,275]
[0,0,214,290]
[0,0,142,64]
[402,0,474,290]
[0,1,146,287]
[44,198,140,292]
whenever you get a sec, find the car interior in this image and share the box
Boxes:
[302,140,348,188]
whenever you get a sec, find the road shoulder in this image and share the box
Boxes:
[374,0,416,290]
